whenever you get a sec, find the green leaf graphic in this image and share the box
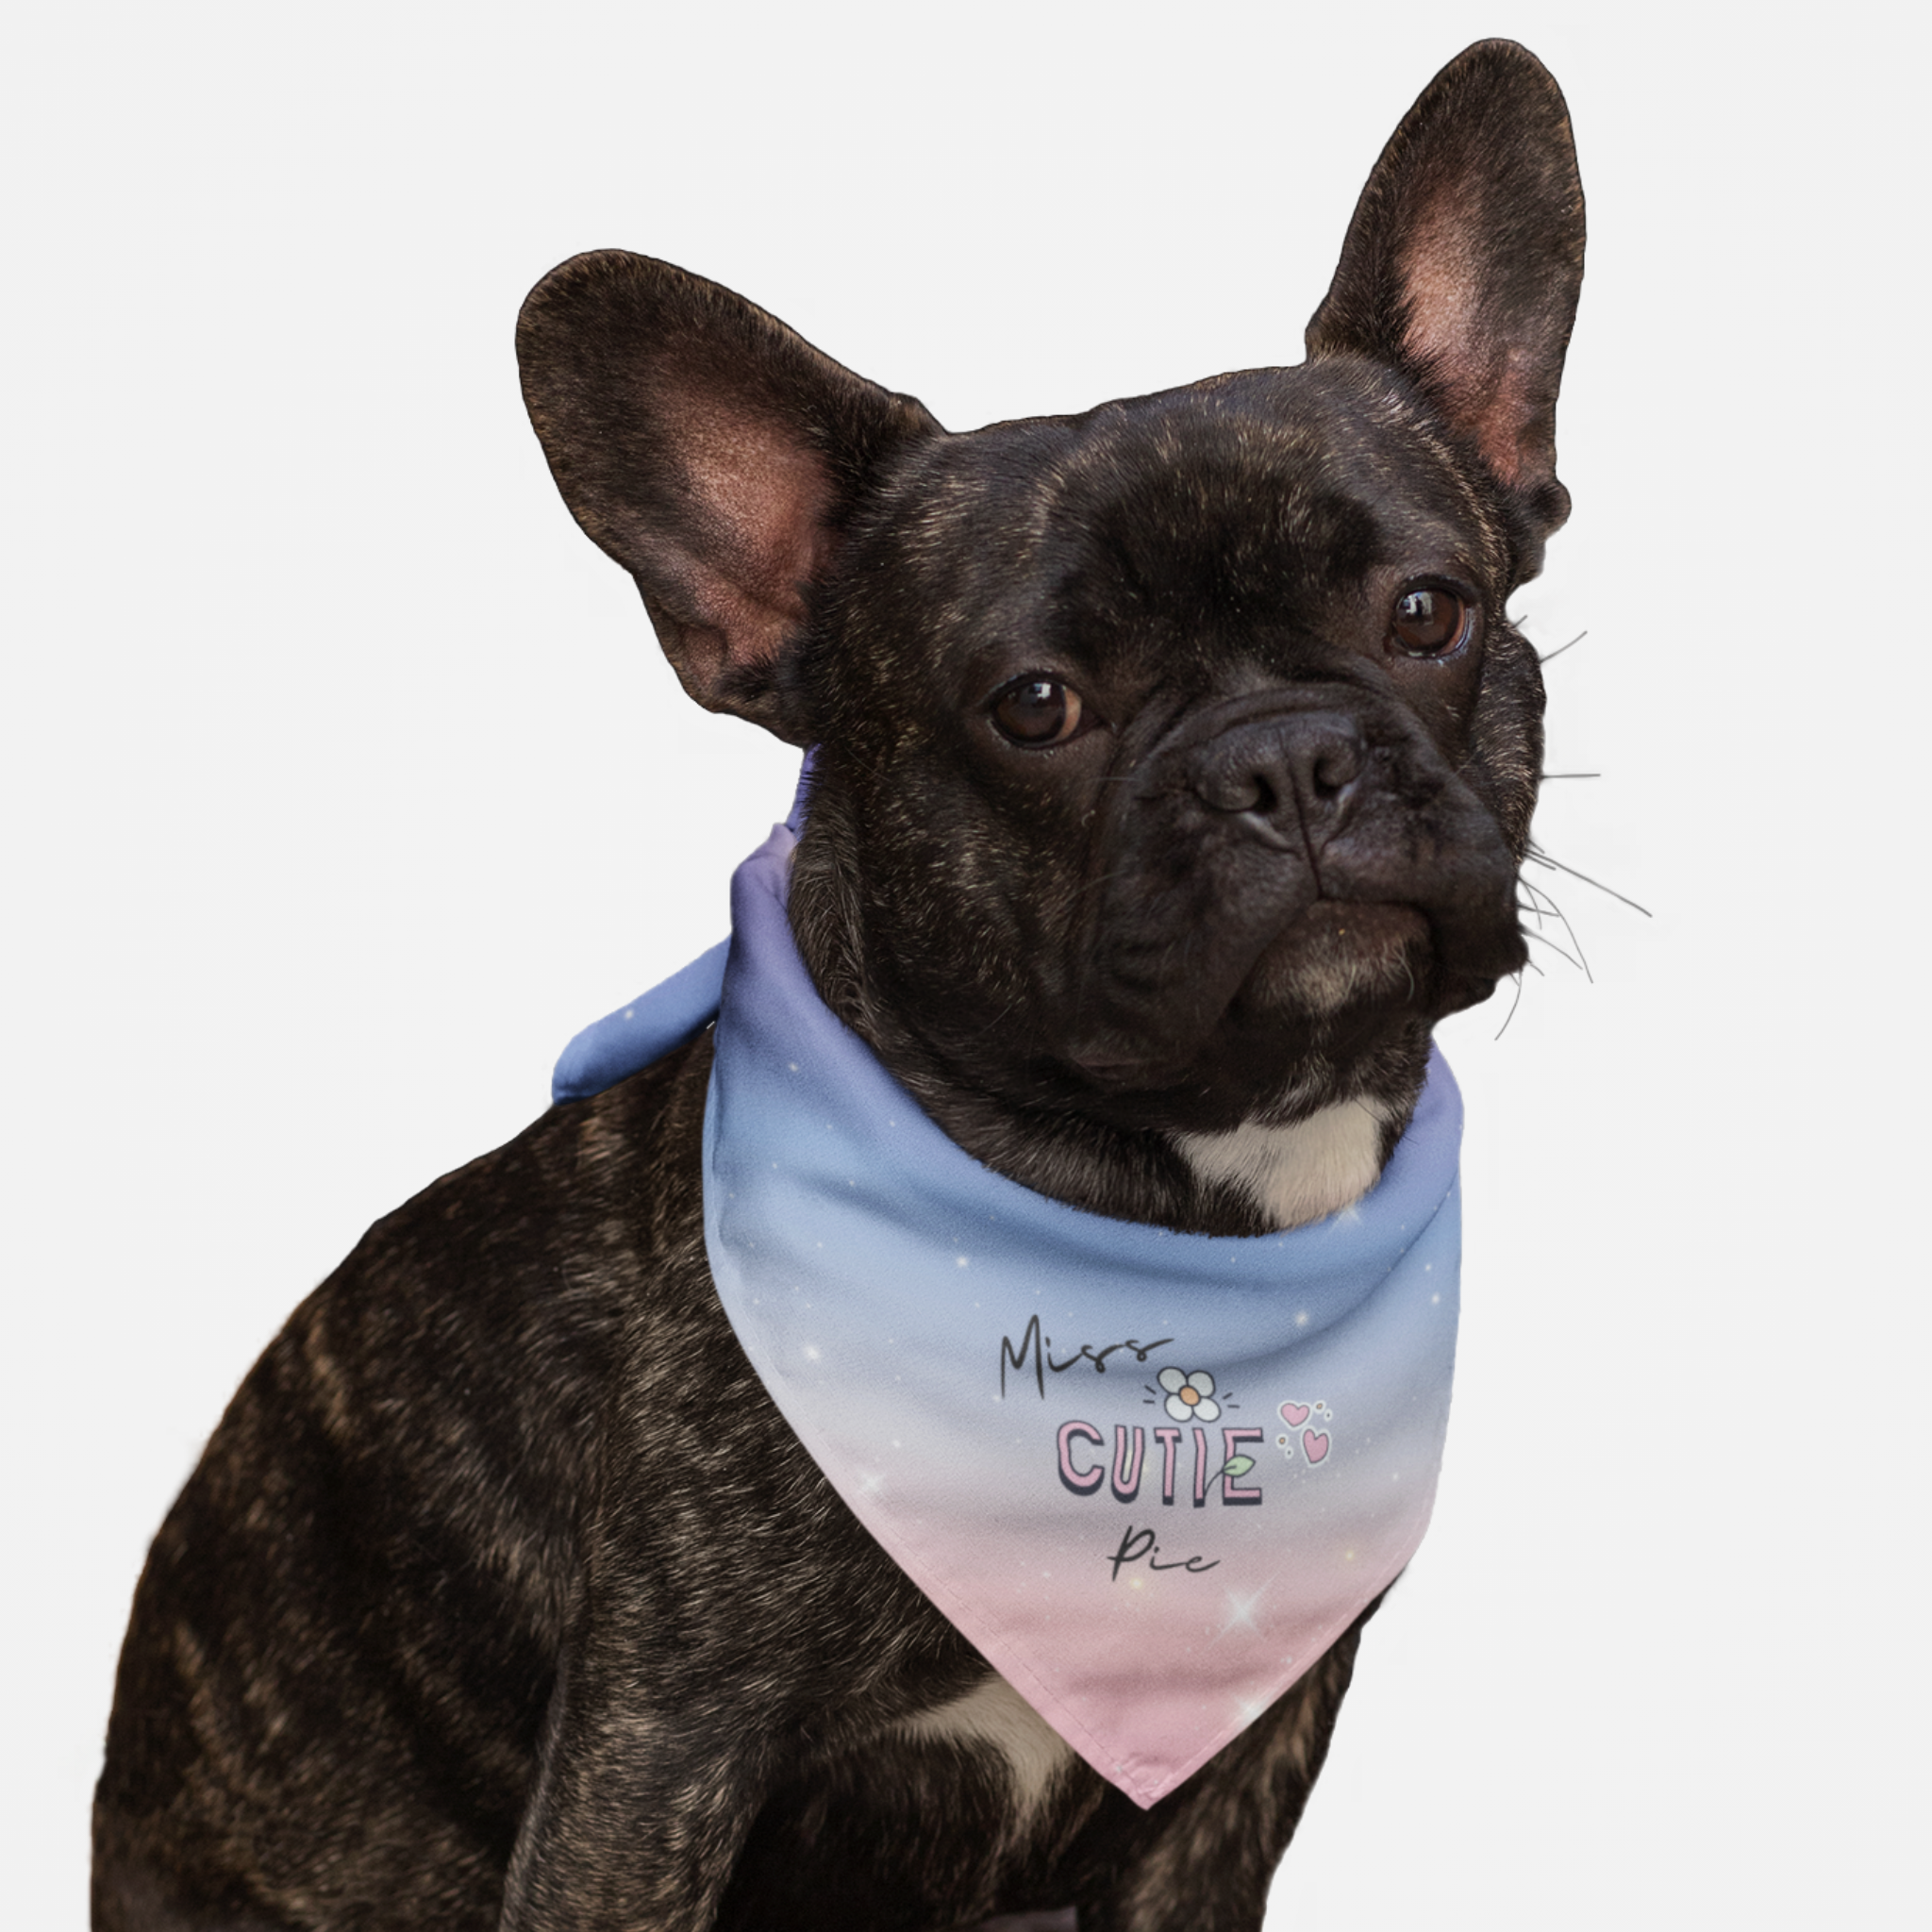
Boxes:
[1219,1455,1255,1479]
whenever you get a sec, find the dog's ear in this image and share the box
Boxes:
[518,253,939,743]
[1307,41,1585,569]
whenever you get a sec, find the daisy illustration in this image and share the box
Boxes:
[1158,1366,1221,1424]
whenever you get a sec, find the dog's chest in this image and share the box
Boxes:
[896,1674,1076,1817]
[713,1647,1349,1928]
[714,1674,1101,1927]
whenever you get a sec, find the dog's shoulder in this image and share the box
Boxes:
[282,1024,715,1423]
[96,1032,723,1924]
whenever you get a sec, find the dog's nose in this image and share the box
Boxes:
[1191,711,1365,851]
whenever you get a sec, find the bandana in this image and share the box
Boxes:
[555,804,1463,1809]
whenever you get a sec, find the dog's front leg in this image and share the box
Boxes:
[498,1642,770,1932]
[493,1291,939,1932]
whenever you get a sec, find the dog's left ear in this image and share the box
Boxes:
[1307,40,1585,571]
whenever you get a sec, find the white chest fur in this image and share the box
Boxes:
[897,1674,1074,1818]
[1174,1099,1387,1231]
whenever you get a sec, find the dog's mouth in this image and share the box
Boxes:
[1237,899,1434,1020]
[1065,897,1439,1091]
[1059,874,1524,1113]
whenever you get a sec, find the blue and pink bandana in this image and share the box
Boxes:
[556,803,1463,1807]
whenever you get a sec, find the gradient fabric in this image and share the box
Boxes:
[556,817,1464,1807]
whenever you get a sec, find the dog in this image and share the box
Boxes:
[95,38,1584,1932]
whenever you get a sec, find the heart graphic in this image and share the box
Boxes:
[1279,1401,1311,1427]
[1302,1429,1330,1465]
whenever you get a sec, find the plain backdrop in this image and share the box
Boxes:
[6,2,1927,1925]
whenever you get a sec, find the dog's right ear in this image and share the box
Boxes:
[518,253,939,743]
[1307,41,1585,573]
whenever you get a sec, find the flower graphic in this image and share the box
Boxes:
[1158,1366,1221,1424]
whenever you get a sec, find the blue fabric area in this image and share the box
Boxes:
[551,940,729,1104]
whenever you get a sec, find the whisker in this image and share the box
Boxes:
[1519,875,1592,981]
[1521,928,1584,974]
[1525,844,1653,918]
[1494,971,1525,1040]
[1539,629,1588,665]
[1540,771,1600,779]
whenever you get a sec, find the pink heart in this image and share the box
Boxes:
[1302,1429,1330,1465]
[1279,1401,1311,1426]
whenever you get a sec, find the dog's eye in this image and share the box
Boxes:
[1390,586,1472,658]
[990,675,1085,747]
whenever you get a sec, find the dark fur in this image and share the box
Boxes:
[96,41,1583,1931]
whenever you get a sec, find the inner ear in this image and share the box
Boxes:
[1399,187,1541,488]
[518,253,940,743]
[635,388,839,725]
[1307,41,1585,552]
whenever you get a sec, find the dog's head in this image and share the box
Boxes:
[518,41,1584,1222]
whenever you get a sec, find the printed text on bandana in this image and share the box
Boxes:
[998,1315,1336,1586]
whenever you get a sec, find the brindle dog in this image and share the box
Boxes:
[96,39,1584,1932]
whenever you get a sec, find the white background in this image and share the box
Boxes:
[6,2,1926,1924]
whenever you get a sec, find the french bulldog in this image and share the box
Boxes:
[95,38,1584,1932]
